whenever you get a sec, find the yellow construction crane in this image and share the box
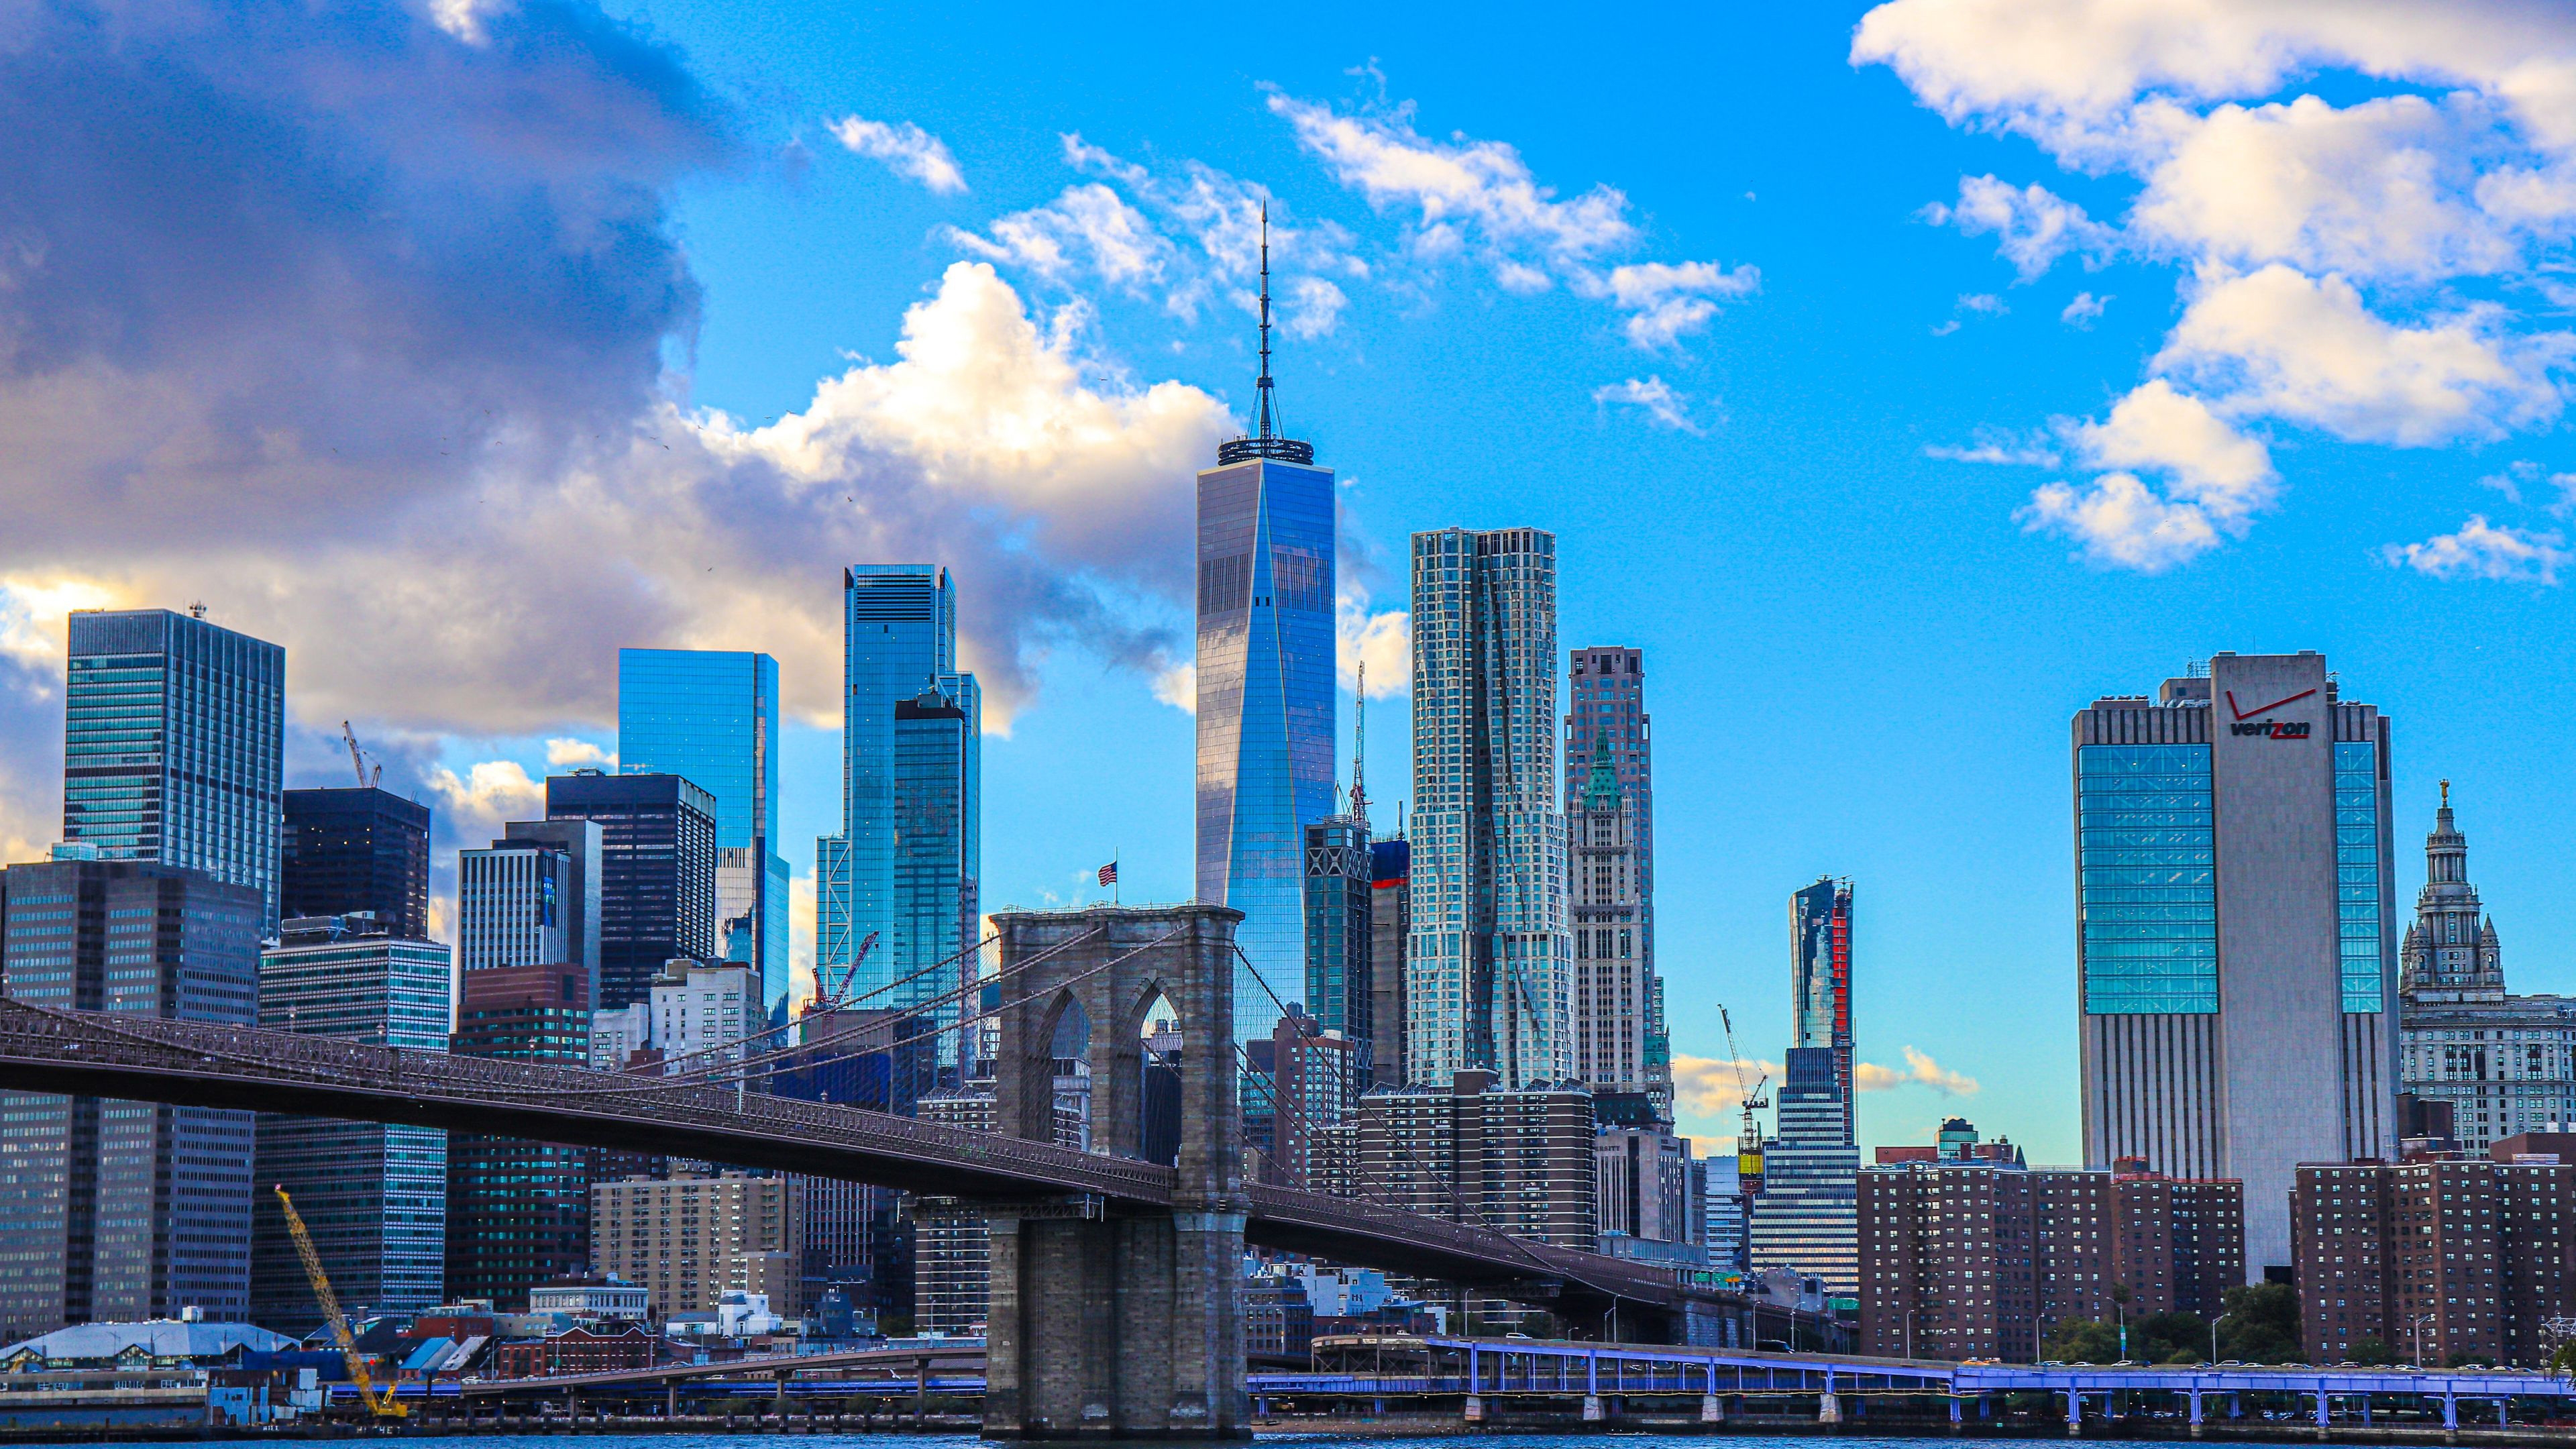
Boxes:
[1719,1006,1770,1198]
[274,1186,406,1418]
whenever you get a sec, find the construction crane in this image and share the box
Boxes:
[818,930,881,1009]
[338,722,381,788]
[274,1186,406,1419]
[1719,1006,1771,1199]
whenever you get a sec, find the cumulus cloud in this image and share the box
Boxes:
[959,136,1363,340]
[0,0,1279,880]
[2061,291,2110,326]
[2383,515,2573,583]
[1856,1045,1982,1097]
[951,184,1179,294]
[1337,593,1409,696]
[830,115,967,195]
[1670,1054,1782,1119]
[1857,0,2576,565]
[1922,174,2117,279]
[2025,379,2277,571]
[2155,265,2569,445]
[1267,91,1757,351]
[1592,376,1703,433]
[545,737,615,768]
[1598,261,1761,348]
[425,760,547,846]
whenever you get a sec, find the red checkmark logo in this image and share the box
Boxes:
[2226,688,2317,721]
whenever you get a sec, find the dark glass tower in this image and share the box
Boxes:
[280,788,431,937]
[62,608,284,934]
[1301,814,1373,1087]
[1197,212,1336,1054]
[545,771,716,1011]
[445,963,596,1310]
[0,859,261,1340]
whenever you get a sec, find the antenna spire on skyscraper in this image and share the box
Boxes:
[1216,200,1314,466]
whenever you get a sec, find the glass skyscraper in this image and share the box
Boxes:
[251,914,451,1329]
[2074,651,2396,1278]
[1405,527,1568,1087]
[617,649,790,1015]
[62,608,285,934]
[1790,876,1855,1130]
[545,772,717,1012]
[280,787,431,938]
[1196,452,1336,1056]
[0,859,262,1340]
[1745,1047,1860,1297]
[819,566,980,1046]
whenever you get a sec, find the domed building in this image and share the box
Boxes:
[2396,784,2576,1151]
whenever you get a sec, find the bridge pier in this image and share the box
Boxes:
[2188,1388,2202,1436]
[981,906,1248,1440]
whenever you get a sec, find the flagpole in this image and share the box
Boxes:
[1114,848,1121,906]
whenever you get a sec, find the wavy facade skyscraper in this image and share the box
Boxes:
[1195,216,1336,1054]
[1405,527,1570,1087]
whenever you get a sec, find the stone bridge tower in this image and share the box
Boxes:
[982,904,1247,1439]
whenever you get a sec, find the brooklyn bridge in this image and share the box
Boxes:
[0,903,1821,1438]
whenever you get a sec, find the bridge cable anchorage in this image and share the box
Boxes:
[1229,943,1646,1310]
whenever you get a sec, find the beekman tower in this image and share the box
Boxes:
[1196,211,1337,1055]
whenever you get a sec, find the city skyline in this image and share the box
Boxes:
[10,3,2576,1175]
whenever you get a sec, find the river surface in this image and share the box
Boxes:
[100,1423,2318,1433]
[103,1437,2313,1448]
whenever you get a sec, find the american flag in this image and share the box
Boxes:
[1097,860,1118,887]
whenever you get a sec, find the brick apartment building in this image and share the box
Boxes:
[1859,1160,2241,1362]
[1353,1070,1596,1246]
[2295,1134,2576,1366]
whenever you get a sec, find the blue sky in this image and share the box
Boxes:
[3,0,2575,1165]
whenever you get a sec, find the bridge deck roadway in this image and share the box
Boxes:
[0,1002,1738,1320]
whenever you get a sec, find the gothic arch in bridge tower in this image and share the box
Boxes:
[983,903,1248,1440]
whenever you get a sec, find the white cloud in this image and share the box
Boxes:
[2023,472,2224,572]
[2156,265,2568,445]
[2067,378,2277,520]
[2025,379,2277,571]
[2383,515,2573,583]
[1337,594,1409,696]
[828,115,967,195]
[1924,431,2060,466]
[1856,1045,1982,1096]
[425,759,546,844]
[1150,661,1195,714]
[1671,1054,1782,1120]
[1268,91,1756,354]
[1267,91,1636,274]
[950,184,1177,297]
[1958,292,2007,315]
[1923,174,2117,279]
[2061,290,2110,326]
[2133,93,2511,282]
[1592,376,1702,434]
[1599,260,1761,348]
[1857,0,2576,561]
[544,737,613,768]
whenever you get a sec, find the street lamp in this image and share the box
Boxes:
[2411,1313,2436,1369]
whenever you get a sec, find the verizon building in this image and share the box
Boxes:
[2073,651,2397,1279]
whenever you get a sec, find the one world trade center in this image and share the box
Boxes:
[1195,211,1337,1055]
